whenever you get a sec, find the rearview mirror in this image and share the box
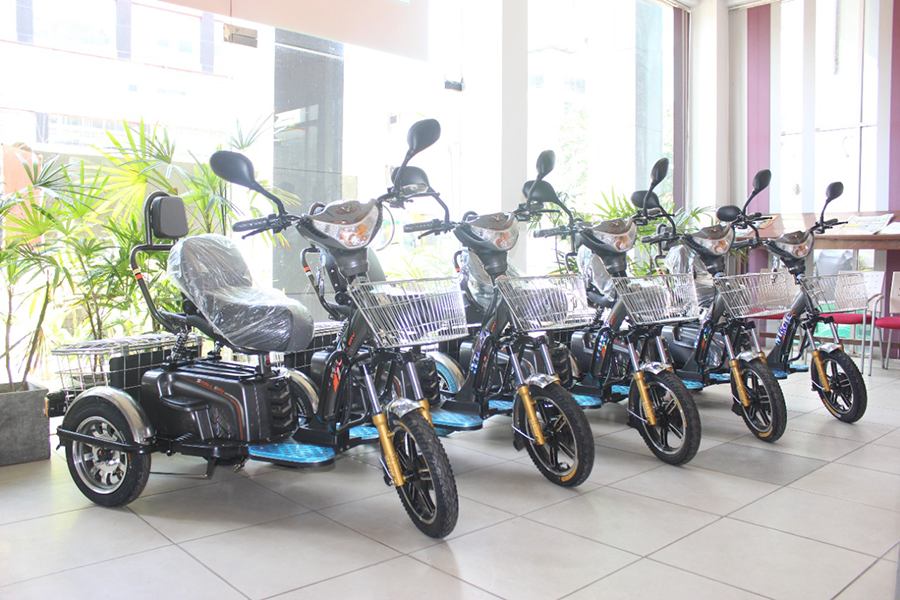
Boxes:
[716,205,742,223]
[210,151,259,189]
[407,119,441,156]
[536,150,555,179]
[825,181,844,203]
[752,169,772,193]
[650,157,669,187]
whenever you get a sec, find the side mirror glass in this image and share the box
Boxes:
[825,181,844,203]
[210,151,259,189]
[752,169,772,193]
[631,190,660,210]
[716,205,742,223]
[406,119,441,156]
[650,157,669,187]
[536,150,555,178]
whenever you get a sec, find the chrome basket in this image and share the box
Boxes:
[51,333,203,399]
[611,273,700,324]
[713,271,797,318]
[495,274,595,332]
[801,272,868,314]
[348,277,468,347]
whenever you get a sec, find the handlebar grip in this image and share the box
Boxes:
[534,226,569,239]
[824,218,840,226]
[233,216,272,232]
[403,219,442,233]
[746,212,763,221]
[732,239,754,250]
[641,234,666,244]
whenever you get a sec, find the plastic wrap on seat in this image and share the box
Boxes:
[168,234,314,353]
[460,250,522,309]
[665,246,715,307]
[577,246,617,305]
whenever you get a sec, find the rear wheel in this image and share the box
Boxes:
[389,411,458,538]
[732,358,787,442]
[514,383,594,487]
[629,370,701,465]
[64,399,150,507]
[810,349,867,423]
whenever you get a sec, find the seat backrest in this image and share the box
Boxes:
[150,195,189,240]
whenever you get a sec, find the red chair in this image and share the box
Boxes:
[873,271,900,373]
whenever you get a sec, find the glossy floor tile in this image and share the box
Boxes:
[1,365,899,599]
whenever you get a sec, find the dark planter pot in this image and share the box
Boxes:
[0,382,51,467]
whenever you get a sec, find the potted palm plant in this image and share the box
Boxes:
[0,148,66,466]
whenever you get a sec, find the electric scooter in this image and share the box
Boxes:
[55,120,460,537]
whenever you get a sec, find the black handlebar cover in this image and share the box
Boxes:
[233,216,272,232]
[534,226,570,238]
[403,219,443,233]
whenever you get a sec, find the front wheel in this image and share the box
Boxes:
[388,411,458,538]
[810,349,867,423]
[63,399,151,507]
[732,358,787,442]
[629,370,701,465]
[514,383,594,487]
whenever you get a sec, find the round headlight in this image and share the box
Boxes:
[470,213,519,250]
[693,228,734,255]
[310,201,381,249]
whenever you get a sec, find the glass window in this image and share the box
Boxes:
[779,0,803,136]
[32,0,116,57]
[815,0,862,131]
[527,0,676,209]
[131,1,202,71]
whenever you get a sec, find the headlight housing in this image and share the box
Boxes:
[469,213,519,251]
[310,201,380,249]
[773,239,811,258]
[692,228,734,255]
[589,220,636,252]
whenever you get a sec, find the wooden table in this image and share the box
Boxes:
[756,211,900,250]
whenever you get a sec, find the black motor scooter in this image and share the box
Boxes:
[55,120,460,538]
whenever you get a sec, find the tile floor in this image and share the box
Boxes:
[1,366,900,599]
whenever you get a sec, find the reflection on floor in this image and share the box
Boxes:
[1,365,899,599]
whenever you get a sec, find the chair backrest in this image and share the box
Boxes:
[891,271,900,315]
[839,270,885,306]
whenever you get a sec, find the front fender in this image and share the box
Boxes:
[524,373,560,389]
[817,342,843,354]
[736,350,760,364]
[384,397,423,421]
[62,386,154,444]
[638,361,671,375]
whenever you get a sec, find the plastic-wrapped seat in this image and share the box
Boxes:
[168,234,314,353]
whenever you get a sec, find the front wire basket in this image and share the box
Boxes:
[348,277,468,347]
[611,273,701,325]
[495,274,595,332]
[801,271,868,314]
[713,271,798,318]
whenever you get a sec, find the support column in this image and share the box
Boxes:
[747,4,771,275]
[690,0,729,209]
[500,0,529,272]
[884,0,900,357]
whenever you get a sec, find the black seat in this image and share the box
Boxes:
[168,234,314,353]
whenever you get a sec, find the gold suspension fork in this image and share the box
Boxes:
[811,350,831,394]
[626,338,658,426]
[723,334,751,408]
[510,349,546,446]
[517,385,547,446]
[405,360,434,426]
[361,365,406,486]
